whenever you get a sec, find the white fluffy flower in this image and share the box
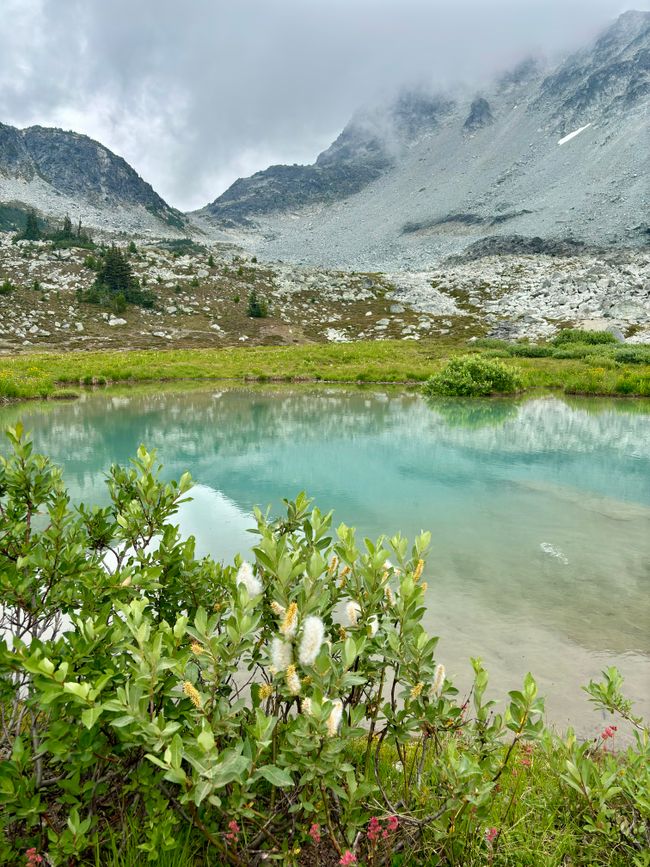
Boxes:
[236,561,263,597]
[327,699,343,737]
[271,637,293,672]
[302,697,313,716]
[346,601,361,626]
[367,616,379,637]
[286,664,301,695]
[432,663,446,697]
[298,616,325,666]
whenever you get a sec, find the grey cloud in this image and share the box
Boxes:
[0,0,648,209]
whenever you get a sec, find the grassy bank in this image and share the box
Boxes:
[1,339,649,402]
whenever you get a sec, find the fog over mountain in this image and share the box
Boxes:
[1,0,647,210]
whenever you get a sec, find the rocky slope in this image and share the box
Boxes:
[195,10,650,269]
[1,232,647,353]
[0,123,187,236]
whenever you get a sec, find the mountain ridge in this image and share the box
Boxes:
[0,9,647,261]
[0,121,187,235]
[194,9,649,268]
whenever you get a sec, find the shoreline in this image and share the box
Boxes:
[1,340,649,405]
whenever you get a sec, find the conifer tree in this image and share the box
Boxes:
[95,245,134,295]
[22,209,40,241]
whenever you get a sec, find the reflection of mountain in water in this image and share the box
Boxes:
[5,389,649,508]
[428,396,650,459]
[1,387,649,662]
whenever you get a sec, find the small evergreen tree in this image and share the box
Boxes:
[80,245,155,310]
[95,246,134,295]
[22,209,40,241]
[247,289,268,318]
[61,215,73,238]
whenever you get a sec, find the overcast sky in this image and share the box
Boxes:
[0,0,647,210]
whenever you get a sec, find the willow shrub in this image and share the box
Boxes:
[424,355,523,397]
[0,426,648,865]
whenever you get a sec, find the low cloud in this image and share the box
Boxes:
[0,0,646,210]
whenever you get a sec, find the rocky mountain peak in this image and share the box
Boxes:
[0,122,186,234]
[196,10,648,267]
[534,9,650,127]
[463,97,494,133]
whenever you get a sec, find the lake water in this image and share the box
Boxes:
[2,385,649,735]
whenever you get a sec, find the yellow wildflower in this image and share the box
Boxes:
[280,602,299,637]
[410,682,424,699]
[183,681,202,708]
[190,642,204,656]
[259,683,273,700]
[413,559,424,582]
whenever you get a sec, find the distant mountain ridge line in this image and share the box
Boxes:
[0,8,648,255]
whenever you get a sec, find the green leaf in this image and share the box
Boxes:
[81,706,103,729]
[210,751,250,789]
[255,765,294,788]
[197,729,215,752]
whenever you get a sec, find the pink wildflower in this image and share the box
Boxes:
[225,819,240,843]
[367,816,382,843]
[25,851,43,866]
[601,725,617,740]
[387,814,399,832]
[309,823,321,844]
[339,852,357,866]
[485,827,499,845]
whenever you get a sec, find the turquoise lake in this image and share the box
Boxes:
[2,386,649,734]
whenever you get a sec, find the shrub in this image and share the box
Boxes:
[552,329,618,346]
[471,337,510,350]
[613,346,650,365]
[424,355,523,397]
[0,429,648,865]
[247,289,268,318]
[1,429,649,865]
[552,345,611,360]
[110,292,127,315]
[509,343,553,357]
[0,280,14,296]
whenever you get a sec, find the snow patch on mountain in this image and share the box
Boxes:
[558,124,592,145]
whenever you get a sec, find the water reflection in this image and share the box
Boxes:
[2,386,649,732]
